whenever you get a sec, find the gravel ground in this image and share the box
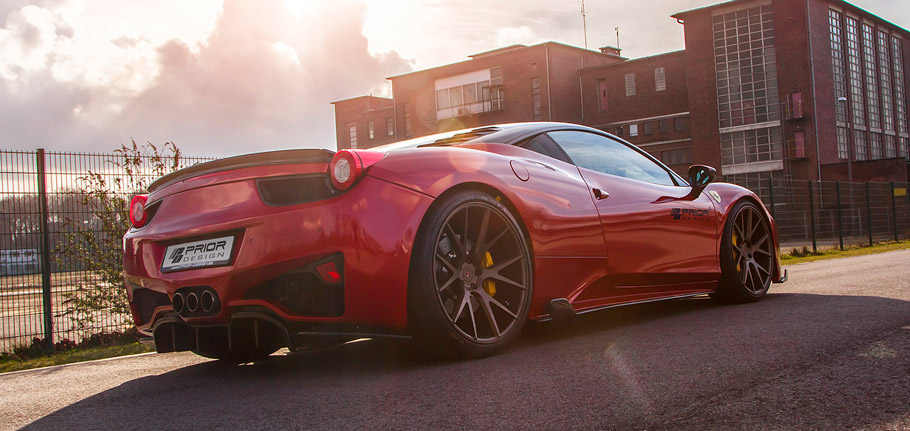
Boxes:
[1,250,908,431]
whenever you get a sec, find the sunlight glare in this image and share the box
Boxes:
[283,0,318,16]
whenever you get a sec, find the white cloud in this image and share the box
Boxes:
[497,26,539,47]
[0,0,412,154]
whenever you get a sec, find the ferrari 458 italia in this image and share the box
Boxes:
[123,122,786,360]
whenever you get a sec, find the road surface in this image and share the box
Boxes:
[2,250,909,430]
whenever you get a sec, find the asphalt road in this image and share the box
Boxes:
[2,250,909,430]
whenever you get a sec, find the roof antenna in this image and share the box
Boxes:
[581,0,588,49]
[615,26,620,49]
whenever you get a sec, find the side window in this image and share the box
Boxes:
[547,131,676,186]
[516,134,572,164]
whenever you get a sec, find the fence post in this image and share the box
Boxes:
[836,181,844,250]
[36,149,54,349]
[768,177,776,219]
[808,180,817,253]
[865,181,874,246]
[892,181,899,242]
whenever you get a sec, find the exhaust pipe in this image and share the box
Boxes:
[186,292,199,313]
[172,292,185,314]
[201,290,216,313]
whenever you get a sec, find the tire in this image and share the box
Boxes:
[714,200,775,303]
[409,190,533,359]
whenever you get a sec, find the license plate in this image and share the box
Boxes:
[161,236,234,272]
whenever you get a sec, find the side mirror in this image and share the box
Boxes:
[688,165,716,192]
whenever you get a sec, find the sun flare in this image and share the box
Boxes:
[283,0,318,16]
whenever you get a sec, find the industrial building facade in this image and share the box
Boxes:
[333,0,910,182]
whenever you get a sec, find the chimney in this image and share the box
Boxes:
[599,46,622,58]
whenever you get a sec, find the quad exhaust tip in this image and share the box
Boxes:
[201,290,215,313]
[186,292,199,312]
[172,292,185,314]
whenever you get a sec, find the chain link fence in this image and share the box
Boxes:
[1,149,213,352]
[1,147,908,352]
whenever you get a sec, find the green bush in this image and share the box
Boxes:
[59,140,182,330]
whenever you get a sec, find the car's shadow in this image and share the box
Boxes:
[22,292,910,431]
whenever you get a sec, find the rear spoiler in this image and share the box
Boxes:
[149,149,334,192]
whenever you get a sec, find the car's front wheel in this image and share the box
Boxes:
[409,190,533,359]
[714,200,774,303]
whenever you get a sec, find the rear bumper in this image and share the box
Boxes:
[150,307,410,354]
[124,174,433,342]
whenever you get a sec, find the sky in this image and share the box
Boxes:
[0,0,908,156]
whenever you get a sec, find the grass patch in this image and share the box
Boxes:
[781,240,910,265]
[0,342,153,373]
[0,329,155,374]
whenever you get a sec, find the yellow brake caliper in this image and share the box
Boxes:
[482,251,496,296]
[733,231,740,272]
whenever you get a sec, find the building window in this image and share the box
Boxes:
[403,103,412,139]
[659,119,670,134]
[724,171,780,203]
[720,127,782,166]
[713,5,780,129]
[597,79,608,111]
[434,67,504,120]
[660,148,691,165]
[348,123,357,149]
[893,36,907,135]
[386,117,394,136]
[654,67,666,92]
[614,126,623,137]
[861,23,881,130]
[836,126,849,159]
[901,137,909,158]
[531,77,542,121]
[629,124,639,137]
[845,16,866,128]
[870,132,882,159]
[368,121,375,140]
[884,134,896,158]
[829,9,848,125]
[674,117,687,132]
[877,30,895,132]
[624,73,636,96]
[643,122,654,136]
[854,129,868,160]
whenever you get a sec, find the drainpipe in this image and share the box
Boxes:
[806,0,823,180]
[391,80,398,141]
[546,45,553,121]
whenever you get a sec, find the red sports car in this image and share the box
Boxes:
[123,122,786,360]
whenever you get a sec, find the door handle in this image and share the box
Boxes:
[592,188,609,200]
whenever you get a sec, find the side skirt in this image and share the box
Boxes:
[534,291,713,322]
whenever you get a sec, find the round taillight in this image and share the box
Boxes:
[329,151,361,190]
[129,195,149,228]
[333,157,352,184]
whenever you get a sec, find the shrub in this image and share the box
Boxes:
[59,140,181,331]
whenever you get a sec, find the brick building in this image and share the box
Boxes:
[333,0,910,182]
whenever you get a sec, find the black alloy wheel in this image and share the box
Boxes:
[715,200,774,303]
[409,190,532,358]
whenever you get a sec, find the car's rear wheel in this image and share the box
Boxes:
[714,200,774,303]
[409,190,533,359]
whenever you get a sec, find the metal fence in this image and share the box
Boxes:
[0,149,213,352]
[739,178,910,252]
[0,147,908,353]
